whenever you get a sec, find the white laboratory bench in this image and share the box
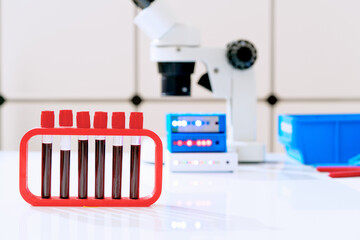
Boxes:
[1,151,360,240]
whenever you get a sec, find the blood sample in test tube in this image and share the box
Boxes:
[59,110,73,199]
[111,112,125,199]
[129,112,143,199]
[77,111,90,199]
[41,111,55,198]
[94,112,108,199]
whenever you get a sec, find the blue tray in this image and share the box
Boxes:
[278,114,360,166]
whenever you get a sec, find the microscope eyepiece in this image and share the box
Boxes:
[158,62,195,96]
[227,40,257,70]
[132,0,155,9]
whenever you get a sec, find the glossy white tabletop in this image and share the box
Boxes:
[1,151,360,240]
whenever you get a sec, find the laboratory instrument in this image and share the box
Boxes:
[19,110,163,207]
[166,113,237,172]
[167,113,227,153]
[133,0,265,162]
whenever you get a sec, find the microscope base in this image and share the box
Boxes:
[228,141,266,163]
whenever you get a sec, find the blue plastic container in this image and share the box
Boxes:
[278,114,360,166]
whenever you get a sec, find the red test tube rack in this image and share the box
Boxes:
[19,111,163,207]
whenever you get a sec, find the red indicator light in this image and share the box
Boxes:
[190,139,213,147]
[177,140,183,146]
[173,141,177,146]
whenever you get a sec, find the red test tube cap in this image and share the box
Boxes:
[41,111,55,128]
[59,110,73,127]
[112,112,125,129]
[94,111,108,129]
[77,111,91,128]
[130,112,143,129]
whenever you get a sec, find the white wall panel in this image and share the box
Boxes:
[1,0,135,100]
[275,0,360,99]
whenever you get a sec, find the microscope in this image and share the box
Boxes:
[133,0,265,162]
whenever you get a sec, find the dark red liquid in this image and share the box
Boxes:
[60,150,70,199]
[130,145,141,199]
[41,143,52,198]
[78,140,88,199]
[112,145,123,199]
[95,139,106,199]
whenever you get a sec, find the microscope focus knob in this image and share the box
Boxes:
[226,40,257,70]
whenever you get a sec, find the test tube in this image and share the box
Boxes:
[111,112,125,199]
[94,112,108,199]
[59,110,73,199]
[129,112,143,199]
[41,111,55,198]
[77,111,90,199]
